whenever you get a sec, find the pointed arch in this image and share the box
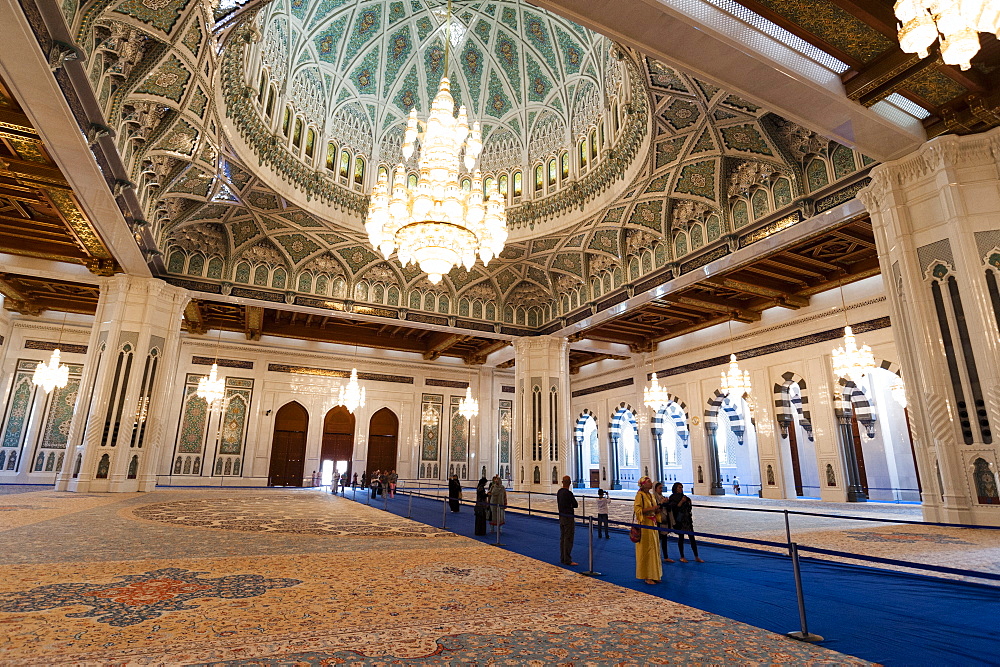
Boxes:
[773,371,813,439]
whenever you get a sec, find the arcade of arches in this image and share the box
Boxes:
[1,0,1000,530]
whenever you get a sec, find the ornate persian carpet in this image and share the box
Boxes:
[0,488,869,665]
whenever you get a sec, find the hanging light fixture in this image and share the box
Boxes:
[33,313,70,394]
[894,1,999,71]
[890,376,908,409]
[719,320,752,398]
[644,373,670,411]
[337,368,367,414]
[458,385,479,420]
[831,281,876,384]
[421,403,440,428]
[365,0,507,284]
[196,329,226,406]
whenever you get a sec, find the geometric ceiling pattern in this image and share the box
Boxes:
[42,0,872,355]
[255,0,616,169]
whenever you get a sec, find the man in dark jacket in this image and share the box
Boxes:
[557,475,578,566]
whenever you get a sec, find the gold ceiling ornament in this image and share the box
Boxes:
[196,330,226,407]
[643,372,670,411]
[894,0,1000,70]
[831,280,876,384]
[365,0,507,285]
[32,313,70,394]
[458,385,479,420]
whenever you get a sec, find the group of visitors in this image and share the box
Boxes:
[635,477,704,584]
[358,469,398,498]
[470,475,508,535]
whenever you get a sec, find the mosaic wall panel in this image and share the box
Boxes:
[176,377,209,454]
[39,365,83,449]
[218,378,253,455]
[421,393,443,462]
[1,361,38,451]
[449,395,468,464]
[499,399,512,465]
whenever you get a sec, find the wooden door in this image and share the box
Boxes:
[322,406,355,479]
[589,469,601,487]
[268,402,308,486]
[367,407,398,475]
[850,416,870,494]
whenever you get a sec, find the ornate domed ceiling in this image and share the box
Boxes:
[253,0,617,171]
[58,0,875,340]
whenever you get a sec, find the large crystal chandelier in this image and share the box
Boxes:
[720,354,752,398]
[644,373,670,410]
[421,403,440,428]
[196,362,225,405]
[337,368,366,414]
[365,1,507,284]
[33,348,69,394]
[458,386,479,420]
[832,326,877,384]
[894,1,1000,70]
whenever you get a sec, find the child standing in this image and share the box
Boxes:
[596,488,611,538]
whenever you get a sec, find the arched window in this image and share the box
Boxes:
[806,157,830,192]
[512,171,522,197]
[339,150,351,179]
[579,139,588,168]
[484,175,494,193]
[326,142,337,171]
[257,71,267,102]
[547,158,557,186]
[235,261,251,283]
[292,118,303,149]
[498,173,508,197]
[590,129,598,159]
[407,173,418,188]
[534,164,543,193]
[281,107,291,136]
[207,257,224,279]
[305,128,316,158]
[253,265,269,286]
[560,152,569,180]
[272,267,286,289]
[187,254,205,276]
[463,176,473,191]
[265,86,276,118]
[751,188,769,219]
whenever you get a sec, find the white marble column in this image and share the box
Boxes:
[56,276,188,493]
[860,127,1000,525]
[512,336,571,492]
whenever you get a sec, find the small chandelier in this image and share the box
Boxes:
[890,375,908,409]
[894,0,999,70]
[196,363,225,406]
[458,386,479,420]
[365,0,507,285]
[337,368,366,414]
[832,326,876,384]
[421,404,440,428]
[720,354,752,398]
[33,348,69,394]
[644,373,670,410]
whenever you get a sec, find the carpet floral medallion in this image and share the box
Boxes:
[0,489,871,665]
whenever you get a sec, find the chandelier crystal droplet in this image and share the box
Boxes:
[196,362,225,405]
[643,372,670,410]
[894,1,999,70]
[831,326,876,384]
[337,368,366,414]
[720,354,752,398]
[366,76,508,284]
[458,386,479,420]
[32,348,69,394]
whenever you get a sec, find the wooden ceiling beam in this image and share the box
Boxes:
[262,320,429,353]
[183,300,206,334]
[464,339,510,365]
[244,305,263,341]
[424,332,465,361]
[0,274,42,315]
[703,277,809,308]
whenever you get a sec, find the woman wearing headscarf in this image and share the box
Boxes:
[474,477,489,535]
[633,476,662,585]
[489,474,507,530]
[653,481,674,562]
[448,475,462,512]
[666,482,705,562]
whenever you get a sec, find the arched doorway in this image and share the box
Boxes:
[367,407,399,476]
[655,401,692,489]
[268,401,308,487]
[321,406,355,485]
[574,412,600,487]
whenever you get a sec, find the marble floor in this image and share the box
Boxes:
[0,487,870,665]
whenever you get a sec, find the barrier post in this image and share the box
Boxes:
[366,486,371,505]
[581,516,602,577]
[407,486,414,518]
[383,486,388,511]
[784,509,792,555]
[441,497,448,529]
[528,491,532,516]
[786,542,823,643]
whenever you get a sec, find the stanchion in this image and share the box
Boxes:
[581,516,602,577]
[786,543,823,643]
[528,491,532,516]
[383,486,388,511]
[784,509,792,555]
[366,488,372,505]
[441,497,448,530]
[407,488,413,518]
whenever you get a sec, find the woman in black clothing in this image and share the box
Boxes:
[448,475,462,512]
[474,477,489,535]
[665,482,705,563]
